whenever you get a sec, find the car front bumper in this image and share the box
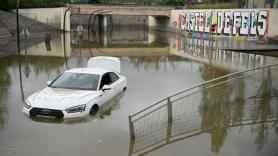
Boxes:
[22,107,89,119]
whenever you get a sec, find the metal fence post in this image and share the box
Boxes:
[128,115,135,155]
[267,66,272,95]
[166,98,172,143]
[234,76,240,102]
[202,84,208,105]
[128,115,135,140]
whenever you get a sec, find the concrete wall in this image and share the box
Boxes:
[14,7,278,38]
[16,7,71,31]
[169,9,278,39]
[268,9,278,38]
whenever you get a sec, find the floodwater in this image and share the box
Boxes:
[0,26,278,156]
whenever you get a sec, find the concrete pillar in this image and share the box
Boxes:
[103,15,108,27]
[61,32,71,58]
[98,15,108,47]
[103,30,108,47]
[148,32,155,44]
[148,16,157,30]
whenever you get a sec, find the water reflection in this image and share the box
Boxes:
[0,54,67,129]
[0,26,277,155]
[3,27,275,72]
[128,56,187,72]
[199,64,230,81]
[129,65,278,155]
[0,56,11,129]
[169,33,278,71]
[28,91,125,125]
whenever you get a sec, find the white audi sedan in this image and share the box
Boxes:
[23,57,127,119]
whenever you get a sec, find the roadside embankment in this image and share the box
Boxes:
[0,10,61,38]
[0,9,62,57]
[0,20,11,38]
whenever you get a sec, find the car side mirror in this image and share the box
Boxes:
[102,85,111,92]
[46,80,52,86]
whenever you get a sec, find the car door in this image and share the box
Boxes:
[108,72,121,97]
[98,72,119,105]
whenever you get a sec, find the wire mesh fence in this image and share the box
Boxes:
[129,63,278,155]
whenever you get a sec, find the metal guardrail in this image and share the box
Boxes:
[128,63,278,155]
[130,63,278,118]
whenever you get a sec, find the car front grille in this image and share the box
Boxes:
[30,107,64,118]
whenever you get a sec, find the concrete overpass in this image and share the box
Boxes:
[15,5,174,32]
[69,4,173,17]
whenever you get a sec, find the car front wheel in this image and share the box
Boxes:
[90,104,99,115]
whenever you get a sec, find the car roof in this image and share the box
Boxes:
[65,68,113,75]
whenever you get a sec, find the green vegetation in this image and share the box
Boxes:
[65,0,173,5]
[0,0,64,11]
[0,0,266,11]
[189,2,239,9]
[65,0,240,8]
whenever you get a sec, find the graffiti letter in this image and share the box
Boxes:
[190,12,195,31]
[195,12,200,32]
[250,11,257,35]
[212,11,218,34]
[257,10,267,36]
[240,12,250,35]
[205,11,211,33]
[199,12,205,32]
[217,11,224,34]
[186,13,190,31]
[181,12,187,30]
[224,11,232,35]
[233,12,241,35]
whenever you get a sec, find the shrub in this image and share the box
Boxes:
[0,0,64,11]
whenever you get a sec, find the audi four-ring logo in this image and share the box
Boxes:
[42,109,51,114]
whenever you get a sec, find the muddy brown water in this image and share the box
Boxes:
[0,28,278,156]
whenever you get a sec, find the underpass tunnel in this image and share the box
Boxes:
[70,14,150,47]
[148,15,170,32]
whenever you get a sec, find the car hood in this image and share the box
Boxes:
[28,87,100,110]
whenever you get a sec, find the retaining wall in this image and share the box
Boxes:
[15,7,70,31]
[14,7,278,38]
[169,9,278,39]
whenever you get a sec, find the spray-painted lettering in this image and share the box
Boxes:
[179,10,269,38]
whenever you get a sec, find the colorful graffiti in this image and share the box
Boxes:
[178,10,269,39]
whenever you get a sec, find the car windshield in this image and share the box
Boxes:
[50,72,100,91]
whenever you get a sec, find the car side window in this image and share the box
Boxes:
[109,72,119,83]
[99,73,112,89]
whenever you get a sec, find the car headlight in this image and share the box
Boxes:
[65,104,86,113]
[24,99,32,109]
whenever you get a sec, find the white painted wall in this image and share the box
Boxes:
[15,7,71,31]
